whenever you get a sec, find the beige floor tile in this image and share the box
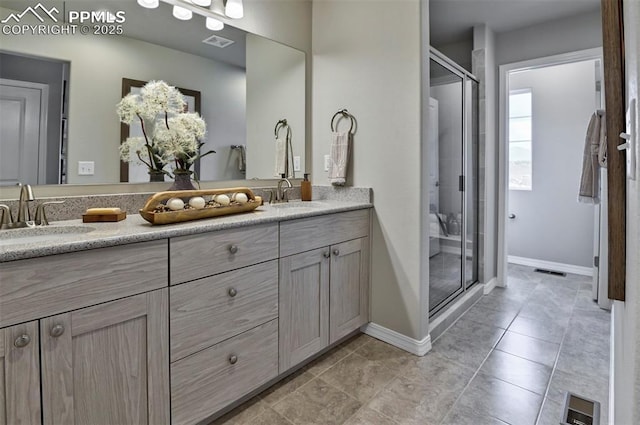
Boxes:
[273,378,362,425]
[306,347,352,376]
[320,352,398,402]
[260,368,315,406]
[354,337,416,373]
[343,407,399,425]
[249,407,295,425]
[208,397,266,425]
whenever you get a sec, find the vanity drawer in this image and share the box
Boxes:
[170,223,278,284]
[280,209,370,257]
[0,240,168,328]
[170,260,278,362]
[171,319,278,425]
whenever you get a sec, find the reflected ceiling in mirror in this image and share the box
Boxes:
[0,0,306,186]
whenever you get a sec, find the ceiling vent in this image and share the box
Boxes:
[202,34,234,48]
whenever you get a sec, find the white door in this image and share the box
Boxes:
[0,79,49,185]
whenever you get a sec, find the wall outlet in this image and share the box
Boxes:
[324,155,331,172]
[78,161,95,175]
[293,156,301,172]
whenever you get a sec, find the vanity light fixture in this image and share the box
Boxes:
[150,0,243,30]
[137,0,159,8]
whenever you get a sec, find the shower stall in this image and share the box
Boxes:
[428,48,479,316]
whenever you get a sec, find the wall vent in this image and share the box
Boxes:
[202,35,234,48]
[534,268,566,277]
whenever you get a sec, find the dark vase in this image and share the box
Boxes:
[168,171,196,191]
[148,170,165,182]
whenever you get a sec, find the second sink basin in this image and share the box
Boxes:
[0,225,96,247]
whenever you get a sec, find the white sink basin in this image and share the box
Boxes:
[0,225,96,247]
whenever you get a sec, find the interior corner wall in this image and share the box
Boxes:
[612,0,640,423]
[472,24,497,284]
[435,38,474,72]
[312,0,423,340]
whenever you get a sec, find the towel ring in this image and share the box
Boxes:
[274,119,289,137]
[330,109,355,133]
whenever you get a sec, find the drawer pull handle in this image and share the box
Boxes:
[333,249,340,256]
[323,251,330,258]
[50,324,65,338]
[228,354,238,365]
[14,334,31,348]
[229,245,238,254]
[228,288,238,298]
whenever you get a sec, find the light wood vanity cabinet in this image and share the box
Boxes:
[279,210,370,371]
[0,241,169,425]
[0,321,41,425]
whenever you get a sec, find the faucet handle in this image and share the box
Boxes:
[0,204,14,228]
[35,201,65,226]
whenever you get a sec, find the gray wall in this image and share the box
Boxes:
[507,60,596,267]
[0,53,65,184]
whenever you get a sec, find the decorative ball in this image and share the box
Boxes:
[189,196,206,209]
[235,193,248,204]
[166,198,185,211]
[214,194,230,206]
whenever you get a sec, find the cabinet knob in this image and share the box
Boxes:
[333,249,340,256]
[14,334,31,348]
[50,324,65,338]
[228,354,238,365]
[323,251,331,258]
[229,245,238,254]
[228,288,238,298]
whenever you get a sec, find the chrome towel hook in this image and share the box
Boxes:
[330,109,356,134]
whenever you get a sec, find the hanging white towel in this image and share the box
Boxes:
[329,131,350,186]
[274,137,286,177]
[578,111,606,203]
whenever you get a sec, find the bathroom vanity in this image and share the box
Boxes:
[0,200,371,425]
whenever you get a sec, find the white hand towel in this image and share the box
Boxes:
[274,137,286,177]
[329,131,350,186]
[579,112,605,203]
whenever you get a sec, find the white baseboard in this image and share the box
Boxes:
[362,322,432,356]
[508,255,593,277]
[483,277,498,294]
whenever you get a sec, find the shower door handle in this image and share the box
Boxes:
[508,213,516,219]
[459,176,465,192]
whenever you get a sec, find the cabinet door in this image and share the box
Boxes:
[279,247,329,372]
[329,237,370,344]
[0,321,41,425]
[40,289,169,425]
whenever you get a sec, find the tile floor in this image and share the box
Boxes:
[210,264,610,425]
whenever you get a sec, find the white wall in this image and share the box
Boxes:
[312,0,424,340]
[612,0,640,422]
[507,60,596,268]
[246,34,306,179]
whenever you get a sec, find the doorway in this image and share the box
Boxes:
[498,48,604,291]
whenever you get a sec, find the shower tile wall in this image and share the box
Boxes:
[472,48,487,284]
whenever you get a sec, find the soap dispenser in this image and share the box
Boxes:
[301,173,312,201]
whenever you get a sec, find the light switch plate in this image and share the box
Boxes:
[620,98,637,180]
[293,156,301,172]
[324,155,330,172]
[78,161,95,175]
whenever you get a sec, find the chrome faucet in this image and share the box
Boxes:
[276,178,292,203]
[0,184,62,230]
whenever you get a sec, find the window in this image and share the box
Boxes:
[509,89,532,190]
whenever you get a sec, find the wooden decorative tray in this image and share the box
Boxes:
[139,187,263,225]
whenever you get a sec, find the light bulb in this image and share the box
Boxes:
[137,0,159,8]
[225,0,243,19]
[173,5,192,20]
[206,17,224,31]
[192,0,212,6]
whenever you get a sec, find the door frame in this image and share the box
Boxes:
[0,78,49,184]
[497,47,603,287]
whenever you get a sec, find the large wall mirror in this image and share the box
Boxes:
[0,0,306,186]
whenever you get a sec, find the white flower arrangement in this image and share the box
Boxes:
[117,80,214,178]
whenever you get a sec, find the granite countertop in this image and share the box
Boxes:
[0,200,372,262]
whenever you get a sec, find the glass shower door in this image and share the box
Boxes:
[428,58,464,312]
[465,78,479,289]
